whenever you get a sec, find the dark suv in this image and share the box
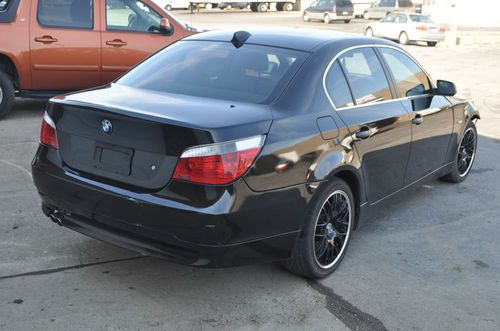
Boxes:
[303,0,354,24]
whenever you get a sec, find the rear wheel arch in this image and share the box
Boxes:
[0,53,19,89]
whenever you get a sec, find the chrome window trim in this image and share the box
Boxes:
[323,44,436,112]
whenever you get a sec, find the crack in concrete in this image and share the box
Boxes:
[0,256,147,281]
[307,280,387,331]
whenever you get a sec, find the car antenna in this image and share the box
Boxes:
[231,31,251,48]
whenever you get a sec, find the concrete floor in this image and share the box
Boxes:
[1,11,499,331]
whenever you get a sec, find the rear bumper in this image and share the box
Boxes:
[410,31,445,42]
[32,146,308,267]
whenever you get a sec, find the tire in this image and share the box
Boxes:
[205,3,212,9]
[284,2,294,11]
[344,20,350,23]
[363,11,369,19]
[323,14,331,24]
[165,4,172,10]
[399,31,409,45]
[276,2,284,11]
[282,178,355,279]
[365,27,373,37]
[303,12,310,22]
[250,3,258,11]
[257,2,268,12]
[226,4,232,9]
[0,71,15,120]
[427,41,437,47]
[441,122,478,183]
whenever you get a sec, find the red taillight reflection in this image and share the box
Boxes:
[332,6,336,13]
[173,148,261,185]
[416,25,428,31]
[40,112,59,149]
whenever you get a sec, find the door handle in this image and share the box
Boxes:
[355,127,374,140]
[412,114,423,125]
[106,39,127,47]
[34,35,58,44]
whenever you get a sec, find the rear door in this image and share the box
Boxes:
[330,47,412,202]
[30,0,101,90]
[377,13,396,38]
[377,47,453,183]
[101,0,185,83]
[389,13,407,39]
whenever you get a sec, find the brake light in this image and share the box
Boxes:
[40,112,59,149]
[416,25,428,31]
[173,135,265,185]
[332,5,336,13]
[439,26,445,32]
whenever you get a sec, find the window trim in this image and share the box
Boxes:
[323,44,435,111]
[37,0,95,30]
[104,0,174,36]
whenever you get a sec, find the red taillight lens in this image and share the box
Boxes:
[332,6,336,13]
[173,135,265,185]
[439,26,445,32]
[416,25,428,31]
[40,112,59,149]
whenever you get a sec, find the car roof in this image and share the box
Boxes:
[183,28,393,52]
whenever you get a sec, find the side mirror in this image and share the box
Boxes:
[436,80,457,96]
[160,18,172,35]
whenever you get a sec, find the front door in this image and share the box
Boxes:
[332,47,412,202]
[30,0,101,90]
[101,0,184,83]
[377,47,454,183]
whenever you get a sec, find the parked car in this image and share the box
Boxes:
[365,13,445,46]
[32,29,479,278]
[153,0,191,10]
[0,0,199,119]
[363,0,414,20]
[303,0,354,24]
[351,0,373,18]
[219,2,249,9]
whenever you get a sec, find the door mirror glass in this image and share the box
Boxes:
[436,80,457,96]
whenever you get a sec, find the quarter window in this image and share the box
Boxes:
[325,62,354,109]
[106,0,162,33]
[339,48,392,105]
[379,48,431,97]
[38,0,93,29]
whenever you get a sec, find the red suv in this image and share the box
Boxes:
[0,0,198,119]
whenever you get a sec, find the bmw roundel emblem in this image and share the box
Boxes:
[101,119,113,134]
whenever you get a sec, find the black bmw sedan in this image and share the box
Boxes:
[32,29,480,278]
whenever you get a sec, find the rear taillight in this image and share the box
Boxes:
[332,5,336,13]
[173,135,265,185]
[416,25,428,31]
[439,26,445,32]
[40,112,59,149]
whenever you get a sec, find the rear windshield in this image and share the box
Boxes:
[409,14,433,23]
[117,41,307,104]
[335,0,352,7]
[398,0,413,7]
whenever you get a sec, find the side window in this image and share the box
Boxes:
[382,13,396,22]
[339,48,392,105]
[379,48,431,97]
[325,61,354,109]
[106,0,161,33]
[38,0,93,29]
[395,14,407,23]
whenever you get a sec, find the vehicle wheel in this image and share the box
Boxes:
[303,12,310,22]
[365,27,373,37]
[323,14,331,24]
[250,3,258,11]
[165,4,172,10]
[257,2,268,12]
[205,3,212,9]
[427,41,437,47]
[0,71,15,120]
[363,11,369,19]
[399,31,409,45]
[284,2,294,11]
[441,122,477,183]
[344,19,350,23]
[282,178,355,279]
[276,2,284,11]
[226,4,232,9]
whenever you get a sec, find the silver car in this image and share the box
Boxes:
[365,13,445,46]
[363,0,414,20]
